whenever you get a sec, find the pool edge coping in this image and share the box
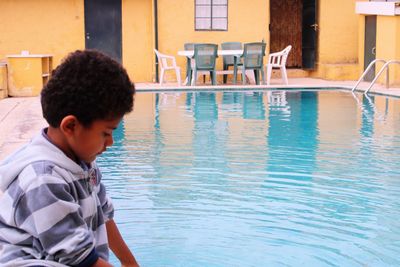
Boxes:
[135,85,400,99]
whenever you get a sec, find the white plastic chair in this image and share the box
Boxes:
[265,45,292,85]
[154,49,181,86]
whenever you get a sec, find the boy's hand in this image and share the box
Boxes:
[121,258,140,267]
[120,257,140,267]
[106,219,140,267]
[92,258,114,267]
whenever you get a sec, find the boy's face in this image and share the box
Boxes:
[69,117,122,163]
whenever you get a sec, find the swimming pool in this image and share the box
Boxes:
[98,90,400,266]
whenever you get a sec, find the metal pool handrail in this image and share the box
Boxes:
[352,59,387,93]
[365,60,400,94]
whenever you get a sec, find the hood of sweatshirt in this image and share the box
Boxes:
[0,130,87,193]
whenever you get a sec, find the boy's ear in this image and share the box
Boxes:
[60,115,79,136]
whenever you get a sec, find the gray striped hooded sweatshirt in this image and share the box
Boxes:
[0,130,114,266]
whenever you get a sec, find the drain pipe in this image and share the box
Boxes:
[154,0,159,83]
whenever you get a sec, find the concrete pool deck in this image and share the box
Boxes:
[1,77,400,160]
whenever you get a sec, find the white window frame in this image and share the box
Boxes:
[195,0,228,31]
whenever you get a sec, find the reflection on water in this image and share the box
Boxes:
[243,92,265,119]
[98,90,400,267]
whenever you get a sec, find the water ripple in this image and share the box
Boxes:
[98,91,400,267]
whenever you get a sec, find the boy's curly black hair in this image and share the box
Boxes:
[41,50,135,127]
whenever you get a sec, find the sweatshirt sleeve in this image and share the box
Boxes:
[13,173,96,266]
[96,169,114,221]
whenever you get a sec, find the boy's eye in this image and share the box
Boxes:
[103,132,112,137]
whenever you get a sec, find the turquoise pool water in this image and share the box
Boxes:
[98,90,400,267]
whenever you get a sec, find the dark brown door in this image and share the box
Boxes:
[84,0,122,62]
[270,0,302,68]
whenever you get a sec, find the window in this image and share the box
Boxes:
[195,0,228,31]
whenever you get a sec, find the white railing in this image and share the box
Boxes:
[364,60,400,94]
[352,59,387,93]
[353,59,400,94]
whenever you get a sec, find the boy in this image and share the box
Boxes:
[0,50,139,267]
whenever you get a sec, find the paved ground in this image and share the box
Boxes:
[1,78,399,160]
[0,97,46,160]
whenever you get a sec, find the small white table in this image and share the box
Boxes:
[178,50,244,85]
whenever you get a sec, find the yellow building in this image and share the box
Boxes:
[1,0,397,90]
[356,0,400,85]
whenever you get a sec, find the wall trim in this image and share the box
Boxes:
[356,2,400,16]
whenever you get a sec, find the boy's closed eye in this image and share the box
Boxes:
[103,132,112,137]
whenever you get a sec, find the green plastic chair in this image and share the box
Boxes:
[184,43,196,85]
[234,42,266,85]
[191,44,218,86]
[221,42,243,83]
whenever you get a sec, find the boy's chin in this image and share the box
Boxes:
[83,155,98,164]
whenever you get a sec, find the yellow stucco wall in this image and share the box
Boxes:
[0,0,379,84]
[0,0,154,83]
[157,0,269,83]
[122,0,154,82]
[375,16,400,85]
[156,0,360,82]
[0,0,84,66]
[313,0,359,80]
